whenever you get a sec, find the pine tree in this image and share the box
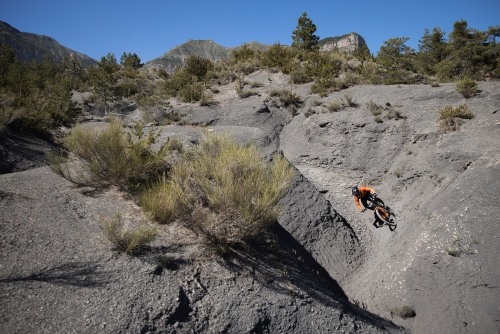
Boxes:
[292,12,320,51]
[416,27,448,75]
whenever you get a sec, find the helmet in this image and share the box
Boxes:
[352,186,361,197]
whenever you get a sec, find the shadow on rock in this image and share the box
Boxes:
[0,262,113,287]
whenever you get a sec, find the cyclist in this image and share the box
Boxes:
[352,186,377,212]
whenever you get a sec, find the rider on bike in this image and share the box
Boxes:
[352,186,377,212]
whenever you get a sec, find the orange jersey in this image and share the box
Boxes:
[354,186,377,211]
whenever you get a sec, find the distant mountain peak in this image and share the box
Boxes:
[0,20,96,67]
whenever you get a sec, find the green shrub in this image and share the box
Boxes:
[232,43,257,63]
[438,103,475,120]
[374,116,383,123]
[260,43,296,73]
[140,132,294,246]
[179,82,204,102]
[164,68,194,97]
[98,212,158,254]
[55,119,171,190]
[185,55,214,79]
[456,77,478,98]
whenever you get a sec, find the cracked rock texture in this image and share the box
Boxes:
[1,70,499,333]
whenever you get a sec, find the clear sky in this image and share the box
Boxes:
[1,0,498,63]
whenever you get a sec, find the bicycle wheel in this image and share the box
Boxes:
[375,208,396,226]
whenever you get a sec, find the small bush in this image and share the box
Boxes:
[250,81,264,88]
[327,100,342,112]
[366,100,384,115]
[456,77,478,98]
[341,92,357,107]
[140,132,294,246]
[311,99,322,106]
[374,116,383,123]
[238,89,257,98]
[384,108,402,120]
[269,89,302,110]
[437,103,474,132]
[304,108,316,118]
[98,212,158,254]
[179,82,204,102]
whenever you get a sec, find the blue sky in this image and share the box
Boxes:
[1,0,498,63]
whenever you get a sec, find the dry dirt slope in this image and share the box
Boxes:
[280,81,500,333]
[0,71,499,333]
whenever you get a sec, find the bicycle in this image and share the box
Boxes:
[369,197,397,228]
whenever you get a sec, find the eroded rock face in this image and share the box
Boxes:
[319,33,367,53]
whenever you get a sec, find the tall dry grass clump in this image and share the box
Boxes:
[141,132,294,245]
[51,119,175,190]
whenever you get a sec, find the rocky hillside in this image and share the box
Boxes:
[0,20,96,67]
[1,69,499,333]
[143,40,269,72]
[144,33,367,72]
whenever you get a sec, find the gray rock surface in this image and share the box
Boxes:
[1,70,499,333]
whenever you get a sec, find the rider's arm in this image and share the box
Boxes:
[354,196,363,211]
[360,186,377,197]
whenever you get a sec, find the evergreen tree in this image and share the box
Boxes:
[120,52,143,71]
[416,27,448,75]
[376,37,415,71]
[88,54,119,115]
[292,12,320,51]
[435,20,489,80]
[0,43,17,87]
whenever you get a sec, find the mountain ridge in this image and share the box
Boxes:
[0,20,96,67]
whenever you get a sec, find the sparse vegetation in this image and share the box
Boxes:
[98,212,158,254]
[250,81,263,88]
[327,100,342,112]
[366,100,384,115]
[437,103,475,132]
[446,237,475,257]
[341,92,357,107]
[238,89,257,98]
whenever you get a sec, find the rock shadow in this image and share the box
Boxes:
[0,261,113,287]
